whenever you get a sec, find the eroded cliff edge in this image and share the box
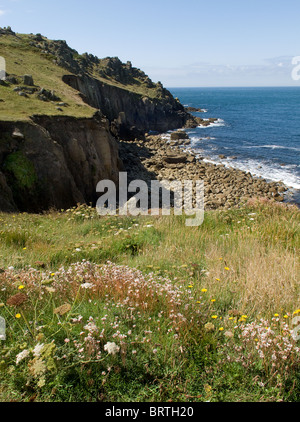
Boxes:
[0,29,195,212]
[0,113,122,212]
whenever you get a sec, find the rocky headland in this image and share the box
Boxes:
[0,28,291,212]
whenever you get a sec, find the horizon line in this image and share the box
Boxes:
[166,85,300,89]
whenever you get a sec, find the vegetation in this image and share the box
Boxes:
[0,32,167,121]
[0,199,299,402]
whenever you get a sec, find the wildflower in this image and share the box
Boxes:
[204,323,215,332]
[16,349,30,365]
[80,283,94,289]
[7,293,27,307]
[274,313,279,317]
[153,349,158,354]
[201,288,208,293]
[104,342,120,356]
[211,299,216,303]
[211,315,218,319]
[224,330,234,338]
[283,315,289,319]
[224,267,230,271]
[18,285,25,290]
[293,309,300,315]
[33,343,44,358]
[54,303,71,316]
[219,327,224,331]
[15,314,21,319]
[216,278,221,281]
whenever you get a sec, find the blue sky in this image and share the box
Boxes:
[0,0,299,87]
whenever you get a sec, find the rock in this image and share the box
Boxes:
[18,91,28,98]
[219,154,226,159]
[274,194,284,202]
[170,131,189,141]
[6,75,18,84]
[12,129,25,140]
[37,88,61,102]
[23,74,34,86]
[163,154,187,165]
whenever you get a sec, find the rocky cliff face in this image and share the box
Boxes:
[0,112,122,212]
[62,74,188,139]
[0,29,194,212]
[23,35,192,137]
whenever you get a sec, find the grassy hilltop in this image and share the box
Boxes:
[0,30,170,121]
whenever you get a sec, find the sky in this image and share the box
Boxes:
[0,0,300,87]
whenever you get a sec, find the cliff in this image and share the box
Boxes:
[0,28,193,212]
[0,113,122,212]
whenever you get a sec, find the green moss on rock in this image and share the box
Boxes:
[4,151,37,189]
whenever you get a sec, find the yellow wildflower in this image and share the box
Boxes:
[15,314,21,319]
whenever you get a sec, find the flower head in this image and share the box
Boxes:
[104,342,120,356]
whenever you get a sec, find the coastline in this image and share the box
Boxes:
[118,131,298,210]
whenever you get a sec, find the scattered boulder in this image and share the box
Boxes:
[23,74,34,86]
[170,131,189,141]
[37,88,61,102]
[163,154,187,165]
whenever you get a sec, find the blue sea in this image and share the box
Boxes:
[168,87,300,205]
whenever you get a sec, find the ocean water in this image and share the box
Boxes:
[168,87,300,204]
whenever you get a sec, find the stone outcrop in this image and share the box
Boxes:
[62,74,189,139]
[0,113,122,212]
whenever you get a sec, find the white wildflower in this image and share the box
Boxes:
[16,349,30,365]
[104,342,120,356]
[33,343,44,358]
[80,282,94,289]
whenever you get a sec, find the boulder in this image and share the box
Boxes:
[170,131,189,141]
[23,74,34,86]
[163,154,187,165]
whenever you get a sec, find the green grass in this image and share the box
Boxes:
[0,201,299,402]
[0,34,96,120]
[0,33,165,121]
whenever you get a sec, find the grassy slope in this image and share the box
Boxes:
[0,33,164,121]
[0,34,96,120]
[0,201,299,402]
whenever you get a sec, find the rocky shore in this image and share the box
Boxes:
[119,131,288,210]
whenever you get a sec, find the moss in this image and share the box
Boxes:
[4,151,37,189]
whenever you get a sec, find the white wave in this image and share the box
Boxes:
[203,156,300,190]
[243,144,300,152]
[198,118,226,129]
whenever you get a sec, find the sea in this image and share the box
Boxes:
[168,87,300,205]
